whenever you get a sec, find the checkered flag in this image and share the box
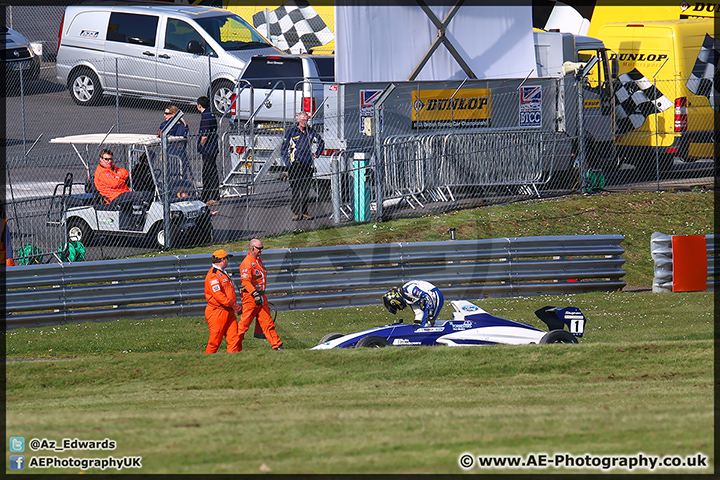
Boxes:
[252,0,334,54]
[613,68,673,134]
[686,33,720,111]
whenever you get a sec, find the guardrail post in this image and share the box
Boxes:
[331,154,341,223]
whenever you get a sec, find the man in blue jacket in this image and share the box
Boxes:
[281,112,324,220]
[196,96,220,206]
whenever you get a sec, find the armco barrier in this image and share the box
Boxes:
[4,235,626,329]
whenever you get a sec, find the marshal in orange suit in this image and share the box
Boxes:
[237,239,283,350]
[204,249,242,353]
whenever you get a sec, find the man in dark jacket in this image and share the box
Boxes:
[281,112,324,220]
[196,96,220,206]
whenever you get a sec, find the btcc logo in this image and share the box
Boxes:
[610,53,669,62]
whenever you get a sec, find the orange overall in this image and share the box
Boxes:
[1,219,14,267]
[204,265,241,353]
[238,253,283,349]
[94,163,131,203]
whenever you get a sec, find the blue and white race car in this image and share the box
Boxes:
[312,300,587,349]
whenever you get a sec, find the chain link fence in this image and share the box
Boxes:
[3,12,715,266]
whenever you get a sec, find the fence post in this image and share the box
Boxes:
[116,58,120,133]
[372,84,396,221]
[161,132,171,249]
[20,62,27,156]
[576,76,586,191]
[331,154,341,223]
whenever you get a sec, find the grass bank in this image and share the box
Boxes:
[171,190,714,287]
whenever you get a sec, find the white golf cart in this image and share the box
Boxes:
[47,133,212,248]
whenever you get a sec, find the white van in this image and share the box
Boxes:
[56,1,282,112]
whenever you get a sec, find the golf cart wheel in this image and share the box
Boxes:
[67,218,93,245]
[356,335,390,348]
[211,79,234,115]
[539,330,578,344]
[69,68,103,106]
[150,222,166,249]
[318,332,344,345]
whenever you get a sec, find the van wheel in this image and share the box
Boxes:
[67,218,93,245]
[69,68,103,106]
[211,80,234,114]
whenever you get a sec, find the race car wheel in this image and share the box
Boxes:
[539,330,578,344]
[318,332,344,345]
[356,335,390,348]
[67,218,93,245]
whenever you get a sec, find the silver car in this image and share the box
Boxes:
[55,2,281,112]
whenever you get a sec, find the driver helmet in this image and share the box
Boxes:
[382,287,407,315]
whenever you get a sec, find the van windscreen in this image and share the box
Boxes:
[195,14,269,51]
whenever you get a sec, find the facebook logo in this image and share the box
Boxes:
[9,437,25,452]
[9,455,25,470]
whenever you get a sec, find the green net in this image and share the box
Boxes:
[58,240,86,263]
[16,244,42,265]
[586,169,606,193]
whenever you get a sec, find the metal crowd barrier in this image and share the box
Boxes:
[4,235,626,329]
[380,130,558,205]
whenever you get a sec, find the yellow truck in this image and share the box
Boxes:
[596,18,716,173]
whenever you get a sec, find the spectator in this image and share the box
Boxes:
[281,112,324,220]
[196,96,220,206]
[159,105,189,163]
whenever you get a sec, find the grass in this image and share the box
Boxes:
[5,190,714,474]
[5,291,714,474]
[163,190,714,287]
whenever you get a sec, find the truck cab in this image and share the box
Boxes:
[535,31,618,172]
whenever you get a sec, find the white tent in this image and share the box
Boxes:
[335,1,538,82]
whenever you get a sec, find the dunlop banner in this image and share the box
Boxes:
[412,88,491,128]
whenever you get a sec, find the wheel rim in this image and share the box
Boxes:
[68,225,83,242]
[213,86,232,113]
[156,228,165,247]
[72,75,94,102]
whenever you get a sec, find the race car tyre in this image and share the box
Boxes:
[539,330,578,344]
[318,332,344,344]
[67,218,93,245]
[356,335,390,348]
[211,80,234,115]
[69,68,103,106]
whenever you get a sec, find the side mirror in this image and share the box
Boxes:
[187,40,205,55]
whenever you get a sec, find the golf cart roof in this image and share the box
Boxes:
[49,134,184,145]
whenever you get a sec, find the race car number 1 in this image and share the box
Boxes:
[569,319,584,334]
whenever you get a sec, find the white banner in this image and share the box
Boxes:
[335,2,537,82]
